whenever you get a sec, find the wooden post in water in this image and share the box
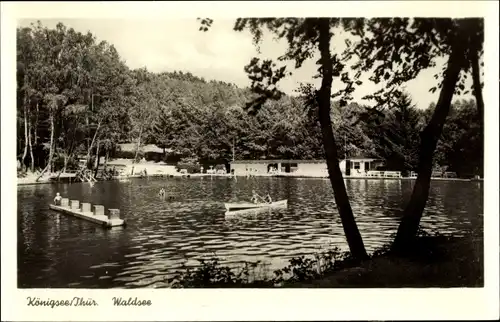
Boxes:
[108,209,120,220]
[61,198,69,207]
[70,200,80,210]
[93,205,105,216]
[81,203,91,213]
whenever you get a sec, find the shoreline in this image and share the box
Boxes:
[17,172,483,186]
[169,234,483,288]
[282,235,483,288]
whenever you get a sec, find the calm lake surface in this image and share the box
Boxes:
[18,177,483,288]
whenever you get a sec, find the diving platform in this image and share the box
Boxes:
[49,197,126,228]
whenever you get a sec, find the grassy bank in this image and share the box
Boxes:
[168,233,483,288]
[287,235,483,288]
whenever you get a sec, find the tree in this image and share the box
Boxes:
[17,21,135,177]
[359,93,424,175]
[127,69,165,162]
[17,25,47,172]
[58,103,88,172]
[341,18,483,252]
[16,29,32,171]
[437,99,482,178]
[84,40,131,169]
[198,17,483,257]
[200,18,369,260]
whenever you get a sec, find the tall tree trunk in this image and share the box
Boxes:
[134,126,143,163]
[22,101,29,170]
[317,18,368,260]
[86,111,90,162]
[470,50,484,178]
[49,113,55,173]
[104,149,109,169]
[34,102,39,146]
[62,154,68,173]
[37,113,55,181]
[94,139,100,169]
[94,139,100,178]
[94,155,101,179]
[470,49,484,131]
[63,115,79,172]
[85,120,101,168]
[34,102,40,170]
[391,30,468,253]
[64,146,74,174]
[28,119,35,173]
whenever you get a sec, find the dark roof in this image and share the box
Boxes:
[118,143,172,153]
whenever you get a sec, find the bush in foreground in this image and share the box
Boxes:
[167,229,483,288]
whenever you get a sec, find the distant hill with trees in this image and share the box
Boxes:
[17,21,482,180]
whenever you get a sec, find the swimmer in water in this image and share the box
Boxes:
[158,188,166,198]
[54,192,62,205]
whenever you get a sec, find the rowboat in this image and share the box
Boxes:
[224,199,287,212]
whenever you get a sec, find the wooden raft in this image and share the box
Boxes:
[49,197,126,228]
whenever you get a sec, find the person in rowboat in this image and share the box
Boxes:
[251,190,272,204]
[251,189,264,204]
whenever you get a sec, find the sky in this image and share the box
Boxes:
[18,18,474,109]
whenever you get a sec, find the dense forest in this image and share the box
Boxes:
[16,21,483,178]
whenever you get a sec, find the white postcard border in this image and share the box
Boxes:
[2,1,498,321]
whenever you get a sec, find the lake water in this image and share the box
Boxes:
[17,177,483,288]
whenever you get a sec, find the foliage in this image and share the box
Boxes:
[176,163,201,174]
[438,99,483,177]
[272,247,355,284]
[169,247,360,288]
[339,18,483,108]
[169,258,266,288]
[169,225,461,288]
[359,92,425,175]
[17,20,482,180]
[112,150,144,160]
[143,151,164,163]
[215,17,484,254]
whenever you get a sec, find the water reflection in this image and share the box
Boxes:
[17,177,483,288]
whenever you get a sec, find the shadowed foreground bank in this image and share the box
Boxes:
[287,235,483,288]
[170,234,483,288]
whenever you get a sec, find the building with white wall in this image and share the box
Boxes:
[230,157,385,177]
